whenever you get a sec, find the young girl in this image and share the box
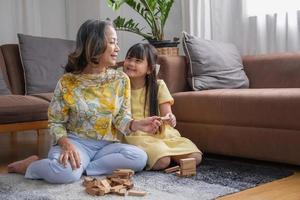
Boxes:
[123,43,202,170]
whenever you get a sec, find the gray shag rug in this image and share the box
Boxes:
[0,157,293,200]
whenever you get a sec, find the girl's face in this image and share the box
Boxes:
[123,56,150,79]
[99,26,120,67]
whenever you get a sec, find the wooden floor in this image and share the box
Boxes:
[1,131,300,199]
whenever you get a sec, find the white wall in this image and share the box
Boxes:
[0,0,66,44]
[0,0,183,58]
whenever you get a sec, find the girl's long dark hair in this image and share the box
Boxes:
[65,19,113,73]
[126,43,158,117]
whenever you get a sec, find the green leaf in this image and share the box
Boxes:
[106,0,127,10]
[106,0,175,41]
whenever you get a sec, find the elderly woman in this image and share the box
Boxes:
[7,19,161,184]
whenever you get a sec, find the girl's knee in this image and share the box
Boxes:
[152,157,171,170]
[190,152,202,166]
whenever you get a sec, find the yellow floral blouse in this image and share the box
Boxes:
[48,69,132,144]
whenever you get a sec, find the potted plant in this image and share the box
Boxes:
[106,0,179,50]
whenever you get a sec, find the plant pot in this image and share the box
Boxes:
[148,39,179,48]
[148,40,180,56]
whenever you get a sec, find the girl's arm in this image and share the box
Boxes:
[159,102,176,127]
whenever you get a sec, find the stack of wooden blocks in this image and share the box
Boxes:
[165,158,197,177]
[83,169,146,197]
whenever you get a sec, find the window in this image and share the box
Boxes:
[247,0,300,16]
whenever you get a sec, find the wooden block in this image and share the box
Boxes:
[110,185,125,193]
[84,179,99,188]
[86,187,99,196]
[99,179,111,189]
[110,177,127,185]
[180,158,196,170]
[128,190,147,196]
[86,186,106,196]
[159,116,170,121]
[123,180,134,189]
[181,168,196,174]
[164,165,180,173]
[112,169,134,178]
[180,169,196,176]
[116,188,127,196]
[114,168,135,174]
[82,177,95,187]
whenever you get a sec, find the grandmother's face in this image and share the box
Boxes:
[99,26,120,67]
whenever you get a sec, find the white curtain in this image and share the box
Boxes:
[0,0,68,45]
[181,0,300,55]
[0,0,102,45]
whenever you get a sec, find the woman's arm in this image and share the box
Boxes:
[130,117,161,134]
[48,79,80,169]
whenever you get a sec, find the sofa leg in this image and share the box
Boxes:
[10,132,18,159]
[36,129,45,156]
[10,132,18,145]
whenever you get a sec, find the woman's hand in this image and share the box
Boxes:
[131,117,161,134]
[165,113,176,127]
[57,137,81,170]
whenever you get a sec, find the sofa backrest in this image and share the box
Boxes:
[243,53,300,88]
[157,55,191,93]
[159,52,300,93]
[0,48,11,91]
[0,44,25,95]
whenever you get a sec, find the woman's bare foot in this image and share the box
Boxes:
[7,155,39,174]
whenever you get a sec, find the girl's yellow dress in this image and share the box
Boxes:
[124,80,201,169]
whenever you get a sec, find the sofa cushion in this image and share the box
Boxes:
[0,95,49,124]
[0,49,11,94]
[18,34,75,94]
[31,92,53,102]
[172,88,300,130]
[0,72,10,95]
[182,32,249,90]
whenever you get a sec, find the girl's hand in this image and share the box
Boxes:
[165,113,176,127]
[58,137,81,170]
[131,117,161,134]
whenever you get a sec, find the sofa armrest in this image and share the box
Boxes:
[157,55,191,94]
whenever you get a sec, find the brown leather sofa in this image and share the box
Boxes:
[158,53,300,166]
[0,44,49,133]
[1,43,300,166]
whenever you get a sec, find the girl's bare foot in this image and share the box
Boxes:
[7,155,39,174]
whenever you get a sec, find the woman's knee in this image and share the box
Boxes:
[46,160,83,184]
[121,146,147,171]
[152,157,171,170]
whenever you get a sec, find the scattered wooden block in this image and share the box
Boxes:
[116,188,127,196]
[82,177,95,187]
[180,170,196,176]
[164,165,180,173]
[180,158,196,170]
[110,177,126,185]
[84,168,146,197]
[112,169,134,178]
[123,180,134,189]
[85,187,99,196]
[128,190,147,197]
[110,185,125,193]
[99,179,111,190]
